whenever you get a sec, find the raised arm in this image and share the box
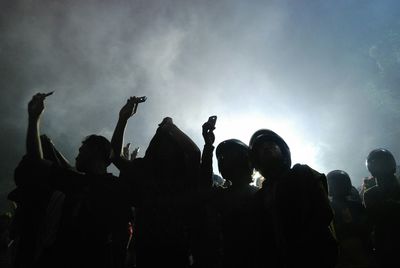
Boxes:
[26,92,53,159]
[199,117,216,189]
[111,96,144,170]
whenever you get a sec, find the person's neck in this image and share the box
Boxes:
[86,163,107,175]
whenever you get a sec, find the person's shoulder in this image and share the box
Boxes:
[290,164,328,190]
[291,164,324,181]
[292,163,321,175]
[120,157,146,173]
[363,185,381,201]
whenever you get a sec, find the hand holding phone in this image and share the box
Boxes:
[203,115,217,145]
[28,91,55,119]
[208,115,217,129]
[120,96,145,120]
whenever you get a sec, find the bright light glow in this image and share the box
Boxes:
[213,111,322,177]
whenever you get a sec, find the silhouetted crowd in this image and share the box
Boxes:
[1,93,400,268]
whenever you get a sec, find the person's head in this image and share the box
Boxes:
[145,117,200,180]
[249,129,291,179]
[366,148,396,178]
[145,118,184,173]
[75,135,112,173]
[326,170,352,199]
[216,139,253,185]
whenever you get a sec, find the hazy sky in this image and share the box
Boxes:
[1,0,400,211]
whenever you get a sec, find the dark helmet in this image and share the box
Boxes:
[326,170,352,197]
[216,139,253,178]
[366,148,396,177]
[249,129,291,171]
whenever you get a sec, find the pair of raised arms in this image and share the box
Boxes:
[29,92,148,121]
[28,91,217,153]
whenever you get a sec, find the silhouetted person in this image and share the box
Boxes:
[215,139,259,268]
[249,129,338,268]
[14,93,131,268]
[363,148,400,267]
[112,97,202,268]
[327,170,375,268]
[199,119,260,268]
[349,186,363,204]
[8,135,68,268]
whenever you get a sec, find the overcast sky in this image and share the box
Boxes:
[1,0,400,212]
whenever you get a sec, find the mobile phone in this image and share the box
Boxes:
[208,115,217,128]
[137,96,147,103]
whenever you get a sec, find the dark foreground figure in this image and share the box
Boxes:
[111,97,208,268]
[10,92,400,268]
[200,118,259,268]
[363,149,400,268]
[249,129,338,268]
[327,170,376,268]
[12,93,131,268]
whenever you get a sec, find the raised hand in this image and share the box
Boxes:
[122,143,131,160]
[26,92,53,159]
[119,96,146,121]
[131,147,140,160]
[112,96,145,169]
[28,91,53,120]
[122,143,140,161]
[202,118,216,146]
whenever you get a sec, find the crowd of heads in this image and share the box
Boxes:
[0,93,399,268]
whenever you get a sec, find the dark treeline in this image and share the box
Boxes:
[1,94,400,268]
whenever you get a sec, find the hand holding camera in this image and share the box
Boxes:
[119,96,146,121]
[28,91,54,120]
[202,115,217,146]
